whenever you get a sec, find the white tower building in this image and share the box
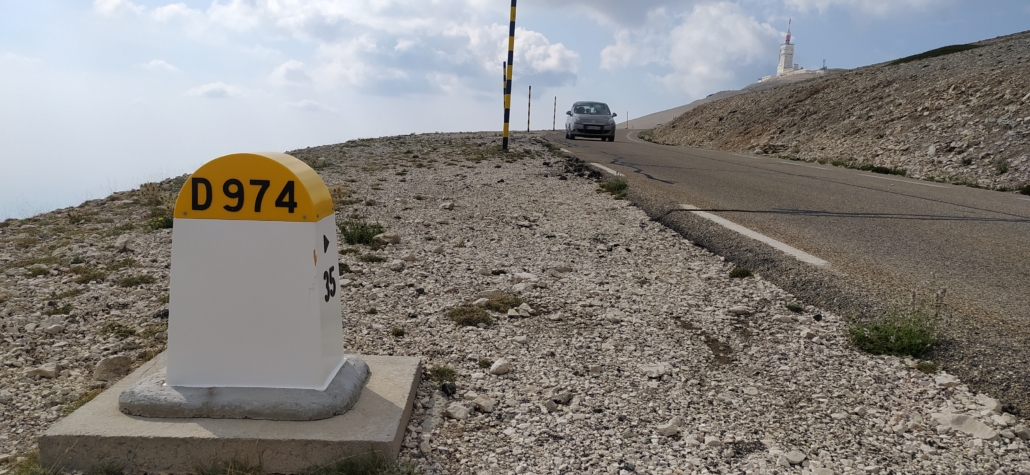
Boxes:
[776,20,795,76]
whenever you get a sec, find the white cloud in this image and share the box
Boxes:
[271,60,313,86]
[184,82,242,98]
[660,3,779,95]
[783,0,952,15]
[286,100,336,113]
[142,59,180,73]
[133,0,578,95]
[92,0,143,17]
[597,2,778,96]
[152,3,203,22]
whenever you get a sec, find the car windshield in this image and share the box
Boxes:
[573,103,611,115]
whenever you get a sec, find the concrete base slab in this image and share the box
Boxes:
[118,356,371,421]
[40,352,421,474]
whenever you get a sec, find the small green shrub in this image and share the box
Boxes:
[728,267,752,279]
[197,459,264,475]
[785,303,804,313]
[446,306,492,326]
[996,162,1009,174]
[43,304,72,316]
[26,267,49,277]
[61,388,103,416]
[101,322,136,338]
[147,207,174,230]
[888,44,982,66]
[339,219,385,245]
[391,327,405,338]
[598,176,628,199]
[10,451,62,475]
[71,266,107,284]
[428,365,457,382]
[359,254,386,263]
[484,295,524,313]
[303,453,419,475]
[118,275,156,287]
[1020,184,1030,196]
[848,296,942,358]
[478,358,494,369]
[366,307,378,315]
[108,258,136,271]
[915,361,938,374]
[55,287,84,300]
[339,262,352,273]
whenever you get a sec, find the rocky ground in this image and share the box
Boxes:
[1,131,1029,474]
[644,30,1030,192]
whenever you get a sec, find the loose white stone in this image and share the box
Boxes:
[657,417,681,437]
[489,358,512,375]
[444,403,470,420]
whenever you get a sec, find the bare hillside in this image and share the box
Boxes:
[646,31,1030,191]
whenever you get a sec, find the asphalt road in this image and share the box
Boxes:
[548,128,1030,412]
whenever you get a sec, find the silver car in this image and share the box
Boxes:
[565,101,617,141]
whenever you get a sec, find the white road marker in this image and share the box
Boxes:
[1019,197,1030,202]
[588,163,623,176]
[865,174,947,188]
[680,204,829,267]
[625,132,643,143]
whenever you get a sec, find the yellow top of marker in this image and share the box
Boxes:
[173,152,334,222]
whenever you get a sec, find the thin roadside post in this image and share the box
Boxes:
[527,85,531,132]
[552,96,556,131]
[501,0,517,151]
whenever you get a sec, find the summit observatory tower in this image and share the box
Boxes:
[776,19,796,76]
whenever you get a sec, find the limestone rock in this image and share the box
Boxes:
[934,373,960,388]
[94,355,133,381]
[932,413,998,440]
[728,306,751,316]
[637,362,671,378]
[657,416,681,437]
[114,234,135,253]
[445,403,470,420]
[473,396,495,413]
[26,362,60,379]
[783,451,806,465]
[976,393,1002,413]
[372,233,401,245]
[489,358,512,375]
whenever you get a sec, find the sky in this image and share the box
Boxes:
[2,0,1029,219]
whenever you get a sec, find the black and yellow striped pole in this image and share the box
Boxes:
[502,0,516,151]
[552,96,556,131]
[527,85,531,132]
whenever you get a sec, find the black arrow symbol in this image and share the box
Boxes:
[323,235,330,253]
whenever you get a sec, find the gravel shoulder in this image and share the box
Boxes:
[1,132,1029,473]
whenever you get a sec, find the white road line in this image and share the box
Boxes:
[776,161,827,170]
[1019,197,1030,202]
[733,153,762,160]
[865,175,947,188]
[588,163,623,176]
[624,131,643,143]
[680,204,829,267]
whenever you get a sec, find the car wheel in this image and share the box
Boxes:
[608,135,616,142]
[569,133,576,140]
